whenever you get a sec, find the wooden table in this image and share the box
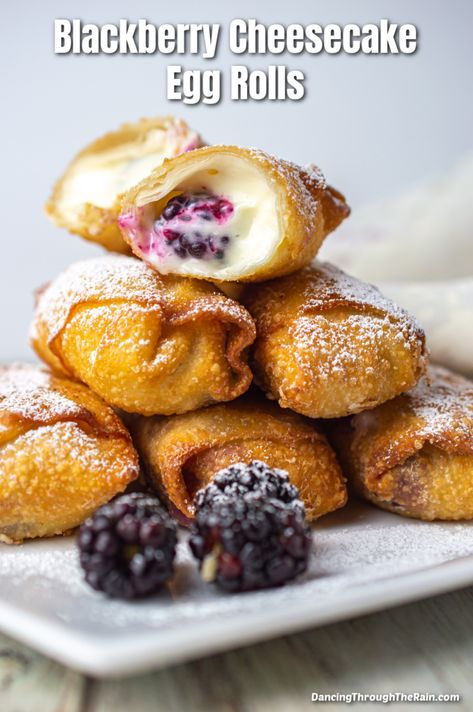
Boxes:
[0,586,471,711]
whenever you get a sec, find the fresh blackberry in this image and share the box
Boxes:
[78,493,177,599]
[194,460,300,513]
[189,492,311,592]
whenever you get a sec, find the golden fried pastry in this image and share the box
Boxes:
[0,364,139,542]
[118,146,349,282]
[46,116,202,253]
[30,256,256,416]
[243,262,427,418]
[132,394,347,521]
[328,365,473,521]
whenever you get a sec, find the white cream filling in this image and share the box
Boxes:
[137,155,281,280]
[58,126,198,222]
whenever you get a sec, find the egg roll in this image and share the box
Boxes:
[46,116,202,253]
[30,256,256,415]
[243,262,427,419]
[0,364,139,542]
[132,395,347,522]
[118,146,349,282]
[328,365,473,521]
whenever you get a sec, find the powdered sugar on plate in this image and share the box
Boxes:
[0,501,472,641]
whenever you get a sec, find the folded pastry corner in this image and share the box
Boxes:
[328,365,473,521]
[0,364,139,542]
[46,116,203,253]
[119,146,349,282]
[132,395,347,522]
[30,256,256,416]
[243,262,428,418]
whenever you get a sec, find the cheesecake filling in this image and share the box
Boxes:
[151,191,234,261]
[58,124,200,223]
[119,156,281,280]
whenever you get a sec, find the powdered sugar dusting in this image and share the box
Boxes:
[351,364,473,464]
[400,364,473,443]
[304,262,425,339]
[0,503,471,637]
[246,146,324,226]
[0,364,89,426]
[31,255,255,350]
[292,313,413,382]
[5,421,135,493]
[0,363,138,500]
[246,261,426,375]
[31,256,166,343]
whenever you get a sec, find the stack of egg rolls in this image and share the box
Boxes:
[3,114,472,544]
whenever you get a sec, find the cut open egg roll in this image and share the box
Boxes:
[30,256,256,416]
[132,394,347,522]
[243,262,428,419]
[0,364,139,542]
[46,116,202,253]
[118,146,349,282]
[328,366,473,521]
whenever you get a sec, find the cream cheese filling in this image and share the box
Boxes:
[133,155,281,280]
[58,126,199,222]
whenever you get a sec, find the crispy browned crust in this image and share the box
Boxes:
[0,364,139,541]
[328,365,473,521]
[120,146,350,282]
[243,262,428,418]
[132,394,347,522]
[0,365,131,444]
[30,256,256,415]
[46,116,203,253]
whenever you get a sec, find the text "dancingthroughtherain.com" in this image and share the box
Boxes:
[311,691,461,704]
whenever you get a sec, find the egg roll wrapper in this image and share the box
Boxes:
[132,396,347,522]
[30,256,256,416]
[119,146,349,283]
[328,365,473,521]
[243,262,427,419]
[0,364,139,542]
[46,116,202,253]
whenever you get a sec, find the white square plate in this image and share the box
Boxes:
[0,501,472,678]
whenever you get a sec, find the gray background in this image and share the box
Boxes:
[2,0,472,360]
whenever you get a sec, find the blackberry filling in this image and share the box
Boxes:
[153,191,234,261]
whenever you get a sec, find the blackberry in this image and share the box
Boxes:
[153,190,234,261]
[190,493,311,592]
[190,462,311,592]
[194,460,300,513]
[78,493,177,599]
